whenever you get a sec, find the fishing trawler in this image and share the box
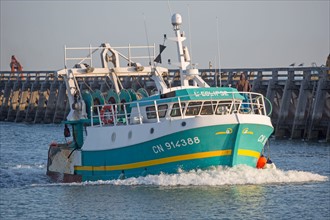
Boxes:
[47,14,274,182]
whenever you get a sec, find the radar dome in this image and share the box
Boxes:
[171,13,182,26]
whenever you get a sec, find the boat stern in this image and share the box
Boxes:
[47,143,82,183]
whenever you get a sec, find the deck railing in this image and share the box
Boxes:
[64,44,156,68]
[90,92,268,127]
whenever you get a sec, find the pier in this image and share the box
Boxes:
[0,67,329,141]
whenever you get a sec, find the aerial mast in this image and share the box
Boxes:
[170,13,209,88]
[171,14,190,87]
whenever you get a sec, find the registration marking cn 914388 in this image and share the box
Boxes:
[152,137,201,154]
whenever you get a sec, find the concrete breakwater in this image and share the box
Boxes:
[0,67,329,141]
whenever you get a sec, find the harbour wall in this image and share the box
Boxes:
[0,67,329,141]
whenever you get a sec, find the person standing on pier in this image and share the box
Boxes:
[10,55,23,72]
[236,72,251,92]
[236,72,251,112]
[10,55,24,79]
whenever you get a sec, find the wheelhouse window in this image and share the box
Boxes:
[158,104,168,118]
[146,104,168,119]
[233,100,242,113]
[146,106,156,119]
[200,101,217,115]
[216,101,232,115]
[186,102,202,116]
[170,102,186,117]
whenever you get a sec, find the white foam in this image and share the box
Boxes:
[45,165,328,187]
[12,164,45,169]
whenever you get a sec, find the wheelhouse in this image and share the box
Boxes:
[90,88,269,127]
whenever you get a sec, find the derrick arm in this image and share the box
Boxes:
[57,69,87,121]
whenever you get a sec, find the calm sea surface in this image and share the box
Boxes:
[0,122,329,219]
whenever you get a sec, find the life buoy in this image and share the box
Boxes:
[100,105,114,124]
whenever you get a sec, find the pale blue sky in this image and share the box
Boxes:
[1,0,329,71]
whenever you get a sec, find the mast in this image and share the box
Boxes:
[170,14,210,88]
[171,14,189,87]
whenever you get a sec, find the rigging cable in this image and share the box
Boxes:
[143,13,153,67]
[216,16,222,87]
[187,4,193,66]
[167,0,173,17]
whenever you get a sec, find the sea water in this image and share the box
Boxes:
[0,122,329,219]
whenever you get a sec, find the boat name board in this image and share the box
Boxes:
[193,91,229,98]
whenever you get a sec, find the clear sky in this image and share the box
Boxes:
[1,0,329,71]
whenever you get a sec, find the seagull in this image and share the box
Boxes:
[298,63,304,66]
[289,63,295,67]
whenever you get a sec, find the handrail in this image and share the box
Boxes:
[91,91,271,127]
[1,66,327,82]
[63,44,156,68]
[264,96,273,116]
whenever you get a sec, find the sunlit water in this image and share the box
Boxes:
[0,122,329,219]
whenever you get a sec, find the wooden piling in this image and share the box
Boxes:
[15,79,31,122]
[53,82,69,123]
[6,79,22,122]
[25,79,41,123]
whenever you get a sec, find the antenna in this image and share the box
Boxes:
[187,4,193,66]
[167,0,173,17]
[216,16,222,87]
[143,13,152,66]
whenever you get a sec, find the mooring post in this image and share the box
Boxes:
[276,70,299,138]
[250,70,263,93]
[0,77,13,120]
[53,80,66,123]
[265,70,279,127]
[291,70,312,139]
[44,76,59,123]
[6,77,22,122]
[15,76,31,122]
[306,69,330,140]
[25,78,40,123]
[34,76,50,123]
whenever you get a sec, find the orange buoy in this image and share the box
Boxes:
[256,155,267,169]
